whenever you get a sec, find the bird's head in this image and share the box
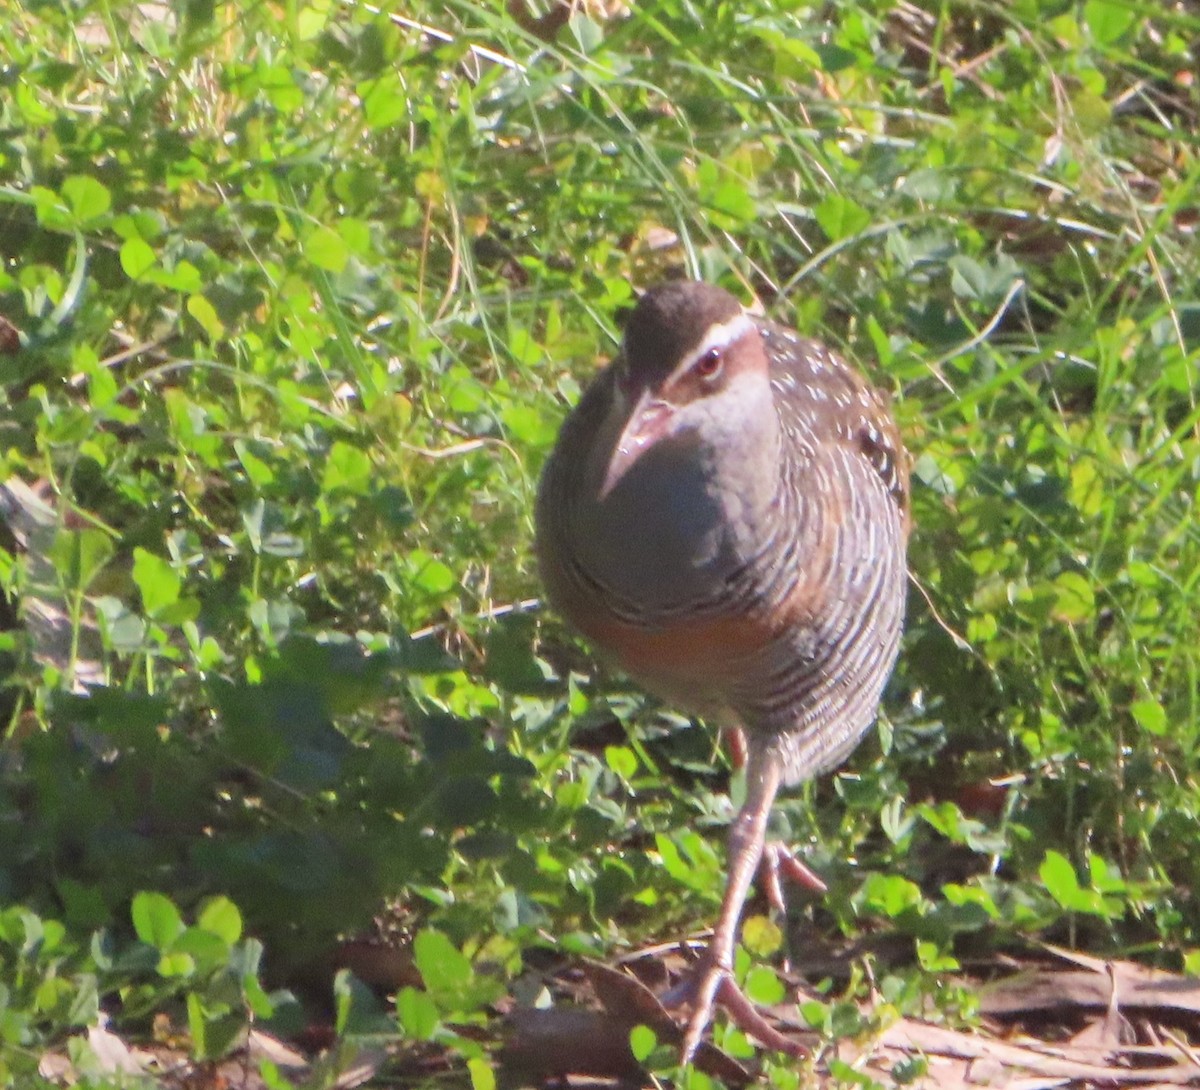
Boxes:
[599,281,772,500]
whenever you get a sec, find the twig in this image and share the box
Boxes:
[408,596,540,641]
[349,2,528,73]
[929,276,1025,385]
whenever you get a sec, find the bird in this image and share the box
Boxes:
[535,280,910,1061]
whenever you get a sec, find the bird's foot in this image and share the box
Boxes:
[662,951,806,1063]
[759,841,827,914]
[723,729,827,912]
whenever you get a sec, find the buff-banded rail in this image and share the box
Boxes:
[536,281,910,1060]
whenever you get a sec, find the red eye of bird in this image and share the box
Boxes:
[695,347,723,379]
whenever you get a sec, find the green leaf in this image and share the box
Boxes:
[66,974,100,1026]
[396,985,440,1039]
[949,255,987,299]
[120,237,157,279]
[942,883,1000,919]
[187,293,224,339]
[1130,698,1167,736]
[743,965,785,1005]
[322,441,372,494]
[695,159,756,224]
[171,926,231,973]
[604,745,637,780]
[916,940,959,972]
[61,175,111,224]
[333,969,354,1035]
[468,1059,496,1090]
[157,950,196,977]
[296,0,329,39]
[1084,0,1139,44]
[505,330,540,368]
[50,528,115,594]
[187,991,207,1056]
[949,253,1022,304]
[654,833,692,885]
[413,929,472,998]
[35,976,75,1018]
[629,1023,657,1062]
[235,440,276,487]
[860,873,923,917]
[1051,572,1095,623]
[501,402,554,447]
[86,364,120,412]
[132,548,182,617]
[198,897,243,944]
[243,972,275,1019]
[1039,850,1080,907]
[445,367,488,414]
[815,193,871,241]
[303,224,350,272]
[800,998,830,1031]
[360,72,408,129]
[569,12,604,54]
[132,891,186,949]
[1088,853,1127,894]
[155,259,203,292]
[408,551,456,595]
[741,914,782,957]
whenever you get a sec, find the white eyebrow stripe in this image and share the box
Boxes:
[668,312,756,383]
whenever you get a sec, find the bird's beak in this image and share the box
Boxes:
[599,389,675,500]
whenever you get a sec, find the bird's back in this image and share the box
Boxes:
[732,320,909,782]
[760,321,909,521]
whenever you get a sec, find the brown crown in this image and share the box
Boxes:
[622,281,745,381]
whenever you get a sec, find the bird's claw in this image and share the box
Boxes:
[760,841,828,913]
[665,955,807,1063]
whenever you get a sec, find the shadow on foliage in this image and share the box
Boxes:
[0,636,535,985]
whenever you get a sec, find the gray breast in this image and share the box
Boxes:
[567,436,736,616]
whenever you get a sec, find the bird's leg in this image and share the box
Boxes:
[725,728,827,912]
[724,723,750,769]
[673,744,804,1061]
[759,843,827,911]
